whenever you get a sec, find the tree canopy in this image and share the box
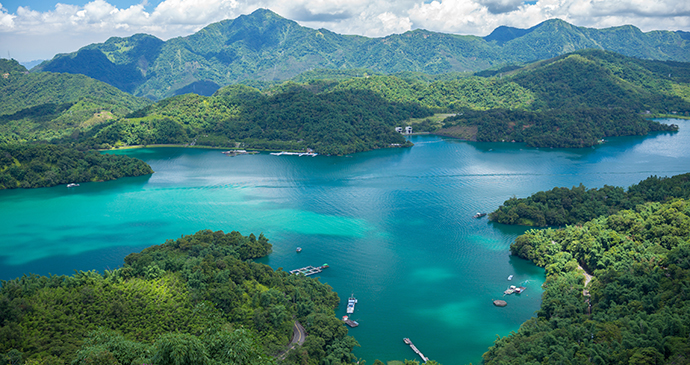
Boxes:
[0,143,153,189]
[484,198,690,364]
[0,230,358,365]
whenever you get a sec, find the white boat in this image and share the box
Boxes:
[507,275,513,281]
[67,183,80,188]
[346,295,357,314]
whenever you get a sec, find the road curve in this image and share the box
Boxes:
[291,320,307,346]
[278,320,306,359]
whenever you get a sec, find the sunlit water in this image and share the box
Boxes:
[1,119,689,364]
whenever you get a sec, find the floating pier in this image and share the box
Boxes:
[403,338,429,363]
[342,316,359,327]
[221,150,257,156]
[270,151,318,157]
[289,264,329,276]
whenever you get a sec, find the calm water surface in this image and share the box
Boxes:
[1,119,689,364]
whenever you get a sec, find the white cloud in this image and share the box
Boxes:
[0,0,689,61]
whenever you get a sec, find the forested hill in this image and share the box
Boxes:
[0,59,151,144]
[33,8,690,100]
[489,173,690,226]
[0,229,359,365]
[484,198,690,364]
[0,144,154,189]
[77,85,429,155]
[434,50,689,147]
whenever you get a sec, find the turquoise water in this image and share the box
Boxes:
[1,119,689,364]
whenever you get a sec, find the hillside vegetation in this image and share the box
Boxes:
[58,49,687,152]
[0,59,151,144]
[5,49,689,153]
[490,173,690,226]
[34,9,690,100]
[433,50,690,146]
[483,198,690,364]
[77,86,429,155]
[0,230,359,365]
[0,144,153,189]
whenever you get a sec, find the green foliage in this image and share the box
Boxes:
[485,199,690,364]
[34,10,690,100]
[0,62,151,143]
[491,173,690,226]
[0,59,27,73]
[6,49,689,154]
[510,51,690,113]
[0,143,153,189]
[0,230,356,365]
[440,107,676,148]
[80,85,427,155]
[327,75,535,111]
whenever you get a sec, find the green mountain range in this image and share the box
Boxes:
[34,9,690,100]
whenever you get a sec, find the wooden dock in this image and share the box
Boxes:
[403,338,429,363]
[342,316,359,327]
[289,264,329,276]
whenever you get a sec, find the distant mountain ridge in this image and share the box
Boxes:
[34,9,690,100]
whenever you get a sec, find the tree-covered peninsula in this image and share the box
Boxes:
[77,85,429,155]
[483,198,690,364]
[0,230,359,365]
[490,173,690,226]
[0,144,153,189]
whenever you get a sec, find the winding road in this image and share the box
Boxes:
[278,320,306,359]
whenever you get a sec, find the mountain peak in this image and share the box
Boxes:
[484,25,531,44]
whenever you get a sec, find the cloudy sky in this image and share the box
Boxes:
[1,0,689,63]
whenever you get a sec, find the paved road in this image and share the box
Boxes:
[291,321,307,346]
[278,320,306,359]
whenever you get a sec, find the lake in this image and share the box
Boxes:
[1,119,689,364]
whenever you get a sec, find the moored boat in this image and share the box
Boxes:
[473,212,487,218]
[346,295,357,314]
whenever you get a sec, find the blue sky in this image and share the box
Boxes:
[2,0,161,12]
[2,0,689,62]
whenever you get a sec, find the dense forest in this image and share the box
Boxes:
[490,173,690,226]
[483,198,690,364]
[0,59,151,144]
[0,230,360,365]
[77,86,427,155]
[4,49,689,154]
[0,144,153,189]
[438,107,676,148]
[61,49,689,153]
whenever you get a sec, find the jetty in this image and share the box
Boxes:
[342,316,359,327]
[403,338,429,363]
[221,150,257,156]
[270,151,318,157]
[289,264,329,276]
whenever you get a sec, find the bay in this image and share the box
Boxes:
[1,119,689,364]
